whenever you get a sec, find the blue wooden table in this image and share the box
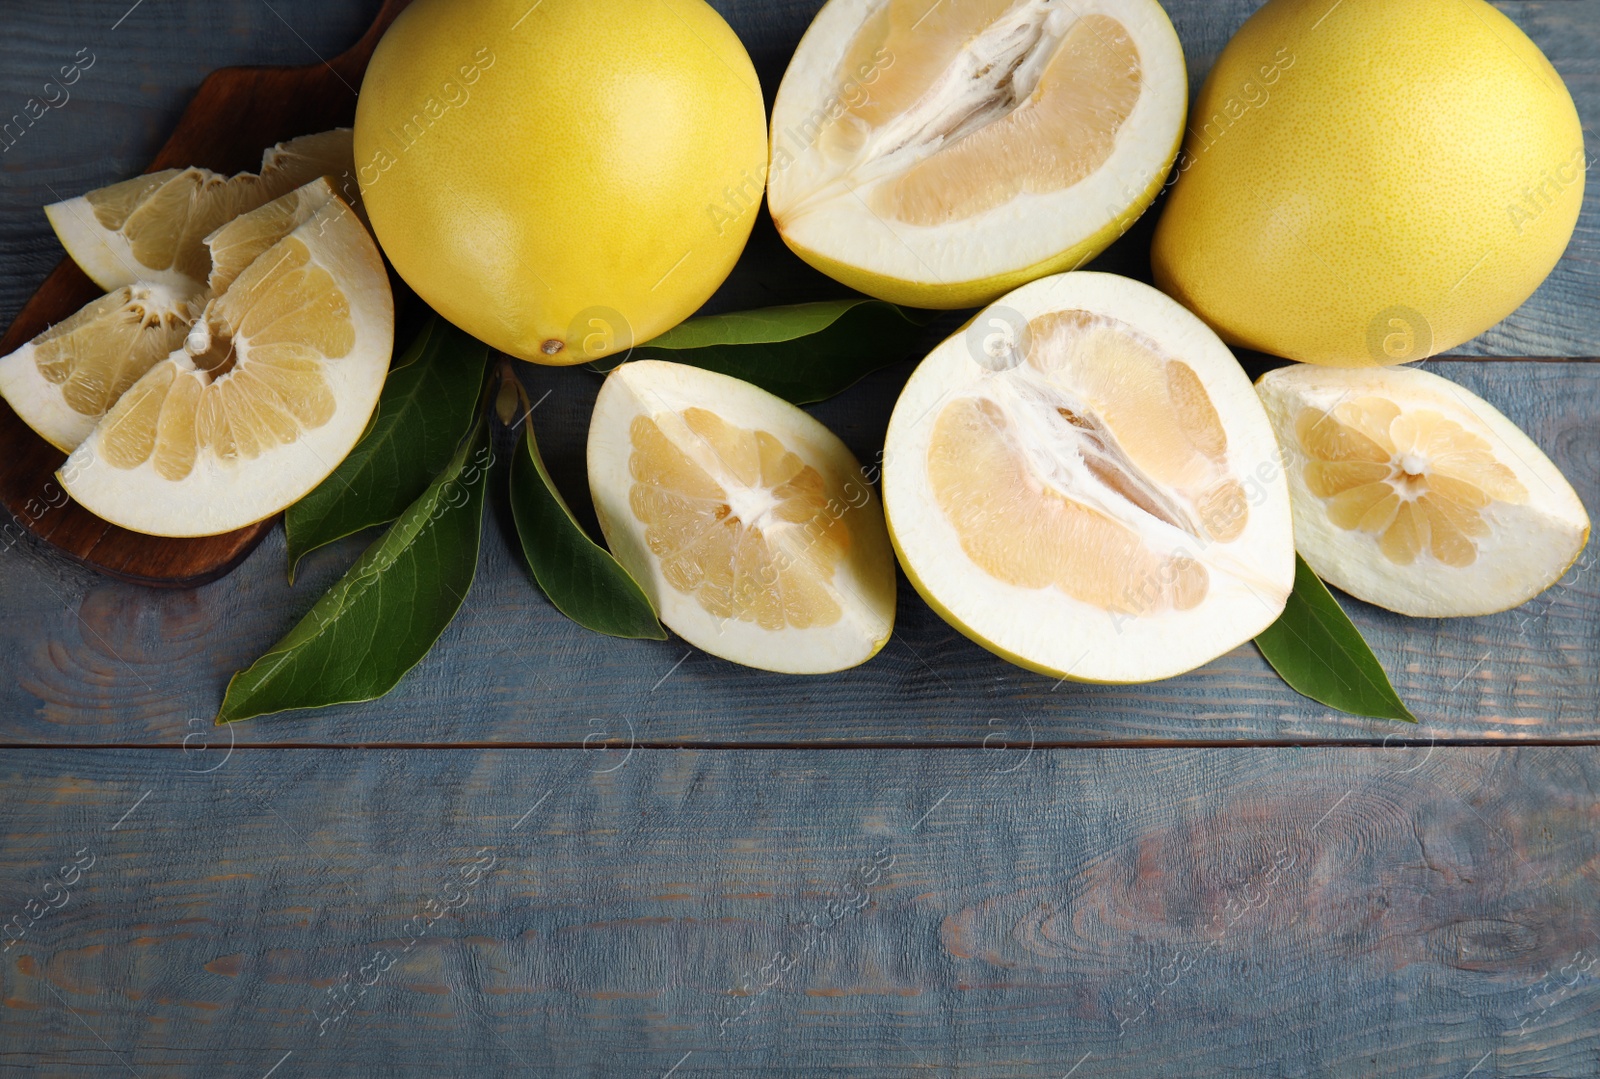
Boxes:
[2,1,1598,1075]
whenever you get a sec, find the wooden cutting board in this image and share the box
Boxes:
[0,0,410,587]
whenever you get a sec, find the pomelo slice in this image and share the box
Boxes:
[768,0,1185,308]
[0,283,202,452]
[59,194,393,538]
[588,360,896,674]
[1257,364,1589,617]
[0,178,350,456]
[204,175,341,294]
[883,271,1294,682]
[45,129,355,294]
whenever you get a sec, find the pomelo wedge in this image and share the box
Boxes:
[0,283,202,452]
[588,360,896,674]
[45,129,355,295]
[883,271,1294,682]
[1257,363,1589,616]
[204,175,342,295]
[0,178,354,456]
[59,193,393,538]
[768,0,1186,308]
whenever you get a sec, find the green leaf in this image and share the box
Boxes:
[591,299,933,405]
[285,316,491,579]
[509,418,665,640]
[1255,555,1416,722]
[217,419,493,723]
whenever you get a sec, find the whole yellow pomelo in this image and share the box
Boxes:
[1150,0,1584,366]
[353,0,767,364]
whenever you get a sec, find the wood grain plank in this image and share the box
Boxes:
[1,747,1596,1076]
[0,359,1592,746]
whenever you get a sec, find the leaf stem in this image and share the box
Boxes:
[494,354,534,430]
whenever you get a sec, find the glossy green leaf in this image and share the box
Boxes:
[285,316,491,580]
[1255,555,1416,722]
[591,299,933,404]
[217,420,493,723]
[509,419,665,640]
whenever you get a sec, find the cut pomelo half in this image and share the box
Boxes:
[0,283,202,452]
[58,194,393,538]
[767,0,1185,308]
[883,271,1294,682]
[45,129,356,294]
[588,360,896,674]
[1257,364,1590,617]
